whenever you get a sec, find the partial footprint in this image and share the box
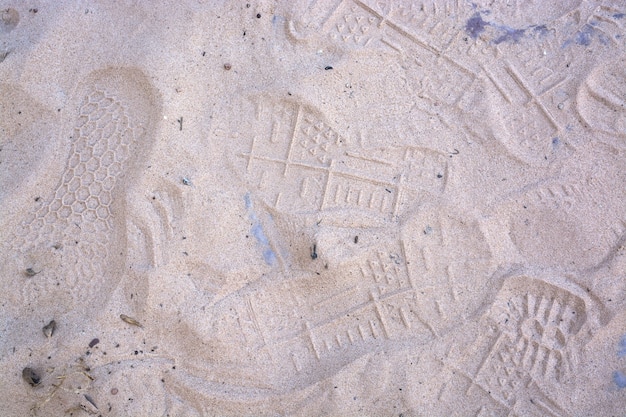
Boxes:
[577,56,626,142]
[3,67,161,321]
[497,144,626,271]
[444,269,607,416]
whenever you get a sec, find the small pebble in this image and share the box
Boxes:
[42,320,56,338]
[89,338,99,348]
[120,314,143,328]
[84,394,98,409]
[25,268,39,277]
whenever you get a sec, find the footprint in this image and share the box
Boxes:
[166,206,496,396]
[445,270,606,416]
[4,67,161,321]
[286,0,471,55]
[217,94,449,226]
[171,244,436,395]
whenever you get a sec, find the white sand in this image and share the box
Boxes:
[1,1,625,415]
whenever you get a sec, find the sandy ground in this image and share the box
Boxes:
[1,1,626,416]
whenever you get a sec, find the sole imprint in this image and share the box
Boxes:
[4,67,161,319]
[444,271,606,417]
[219,95,449,225]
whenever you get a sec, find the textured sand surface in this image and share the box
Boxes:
[1,1,626,416]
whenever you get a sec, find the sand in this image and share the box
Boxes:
[1,1,625,416]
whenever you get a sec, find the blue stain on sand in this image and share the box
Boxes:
[614,371,626,388]
[465,13,488,39]
[619,334,626,357]
[574,24,594,46]
[244,193,277,266]
[613,335,626,388]
[466,9,622,48]
[464,12,547,44]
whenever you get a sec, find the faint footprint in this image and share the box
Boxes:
[501,145,626,271]
[4,67,161,320]
[0,8,19,34]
